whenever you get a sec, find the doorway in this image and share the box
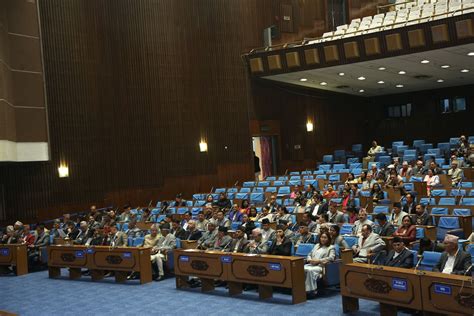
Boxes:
[252,136,278,180]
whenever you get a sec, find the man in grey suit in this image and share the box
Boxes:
[28,223,50,268]
[229,226,248,253]
[150,222,176,281]
[244,228,268,254]
[261,219,275,243]
[197,222,218,250]
[352,224,386,263]
[352,209,374,236]
[434,234,471,275]
[109,224,128,247]
[209,226,232,251]
[328,201,345,225]
[374,213,395,237]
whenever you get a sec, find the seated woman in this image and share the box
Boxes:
[275,206,292,224]
[269,225,293,256]
[423,169,440,195]
[248,206,258,222]
[239,200,250,216]
[304,184,316,200]
[370,183,385,204]
[228,204,243,222]
[392,215,416,245]
[290,186,300,199]
[329,225,349,250]
[204,194,214,208]
[356,171,367,184]
[304,232,336,298]
[345,173,358,185]
[323,184,338,199]
[347,207,358,224]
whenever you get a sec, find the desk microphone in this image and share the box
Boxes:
[221,239,232,252]
[414,254,424,275]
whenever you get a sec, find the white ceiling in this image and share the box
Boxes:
[263,43,474,97]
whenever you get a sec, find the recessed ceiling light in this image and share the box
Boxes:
[396,84,404,88]
[300,78,308,82]
[421,60,430,64]
[358,76,366,81]
[468,52,474,56]
[441,65,450,69]
[377,80,385,84]
[437,79,444,83]
[398,71,406,75]
[378,67,386,71]
[359,89,365,93]
[320,82,327,86]
[338,72,345,76]
[461,69,470,73]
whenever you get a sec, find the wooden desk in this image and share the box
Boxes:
[174,249,306,304]
[47,245,152,284]
[181,240,198,249]
[0,244,28,276]
[414,181,428,198]
[421,271,473,316]
[341,263,423,315]
[416,225,437,241]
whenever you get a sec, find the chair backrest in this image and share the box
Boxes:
[328,174,341,182]
[252,187,263,193]
[419,251,442,271]
[453,208,470,216]
[323,155,334,163]
[243,181,255,187]
[347,157,360,164]
[352,144,363,152]
[340,224,354,235]
[289,171,300,176]
[278,186,291,195]
[266,176,276,181]
[132,237,145,247]
[419,197,435,205]
[450,189,466,197]
[240,187,251,193]
[373,205,389,214]
[438,197,456,205]
[235,192,249,200]
[273,180,286,186]
[430,207,448,215]
[461,198,474,206]
[319,164,331,171]
[231,221,242,230]
[416,227,425,239]
[227,187,238,193]
[288,179,302,186]
[295,243,315,257]
[431,189,447,196]
[265,186,277,193]
[250,193,264,203]
[257,181,270,187]
[215,188,226,193]
[343,236,358,248]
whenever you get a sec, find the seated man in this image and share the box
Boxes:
[447,160,464,187]
[352,224,385,263]
[143,224,161,247]
[389,202,408,226]
[214,210,231,229]
[363,140,382,169]
[28,223,50,269]
[150,223,176,281]
[411,204,433,226]
[109,224,128,247]
[171,220,188,240]
[352,209,374,236]
[412,160,427,177]
[74,221,93,245]
[374,213,395,237]
[124,220,143,239]
[278,219,294,239]
[434,234,471,275]
[327,201,344,225]
[185,220,202,241]
[195,211,209,231]
[209,226,233,251]
[383,236,414,268]
[65,221,80,240]
[268,224,293,256]
[244,228,268,254]
[229,226,248,253]
[292,222,314,246]
[260,218,275,243]
[50,219,66,239]
[361,173,376,191]
[197,222,217,250]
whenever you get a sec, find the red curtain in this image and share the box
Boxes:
[260,136,273,178]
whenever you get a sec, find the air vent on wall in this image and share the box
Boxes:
[336,85,349,89]
[414,75,432,79]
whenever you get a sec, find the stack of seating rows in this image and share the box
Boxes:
[307,0,474,44]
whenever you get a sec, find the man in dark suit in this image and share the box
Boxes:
[171,220,188,240]
[374,213,395,237]
[383,237,414,268]
[402,193,417,214]
[229,226,249,253]
[411,204,433,226]
[28,223,50,268]
[434,234,472,275]
[185,220,202,241]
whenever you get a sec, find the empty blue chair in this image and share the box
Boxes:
[437,217,462,240]
[352,144,363,152]
[395,145,409,156]
[334,149,346,161]
[194,200,205,207]
[252,187,264,193]
[266,176,276,181]
[295,243,315,257]
[419,197,436,206]
[453,208,470,216]
[301,170,312,175]
[227,193,235,200]
[450,189,466,197]
[343,236,358,248]
[235,193,249,200]
[403,154,416,162]
[404,149,417,156]
[347,157,359,164]
[243,181,255,187]
[323,155,334,163]
[373,205,389,214]
[431,207,448,215]
[278,186,291,196]
[231,221,242,230]
[302,175,314,180]
[257,181,270,187]
[413,140,425,148]
[461,182,473,188]
[168,207,176,214]
[470,191,474,196]
[265,186,277,193]
[287,206,295,213]
[133,237,145,247]
[191,207,202,216]
[304,180,317,186]
[427,148,441,156]
[377,156,391,166]
[273,180,285,186]
[250,193,264,203]
[340,224,354,235]
[416,227,425,239]
[419,251,442,271]
[333,163,345,170]
[288,179,302,186]
[290,175,300,180]
[461,198,474,206]
[240,187,251,193]
[227,188,238,193]
[419,143,433,154]
[289,171,300,175]
[328,174,341,182]
[349,163,362,169]
[409,176,423,182]
[449,137,459,148]
[431,189,447,197]
[435,158,445,166]
[193,193,205,200]
[351,168,362,176]
[283,199,294,206]
[151,208,161,215]
[177,207,188,215]
[437,142,451,155]
[156,215,166,223]
[319,164,331,171]
[314,170,325,175]
[316,175,327,180]
[392,141,404,147]
[438,197,456,205]
[403,183,414,192]
[215,188,226,193]
[360,191,371,197]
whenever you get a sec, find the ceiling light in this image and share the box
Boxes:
[359,89,365,93]
[306,121,314,132]
[468,52,474,56]
[420,60,430,64]
[377,81,384,84]
[358,76,366,81]
[437,79,444,83]
[58,165,69,178]
[320,82,327,86]
[300,78,308,82]
[338,72,345,76]
[441,65,450,69]
[398,71,406,75]
[461,69,469,73]
[378,67,386,70]
[396,84,404,88]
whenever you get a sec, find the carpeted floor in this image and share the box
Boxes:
[1,270,409,315]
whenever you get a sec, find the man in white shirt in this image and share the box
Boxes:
[363,140,383,169]
[261,218,275,243]
[352,209,374,236]
[389,202,408,226]
[434,234,471,275]
[361,173,376,190]
[447,160,464,187]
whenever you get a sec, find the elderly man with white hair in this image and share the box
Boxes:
[447,160,464,187]
[244,228,268,254]
[412,160,426,177]
[434,234,471,275]
[399,161,413,177]
[74,221,92,245]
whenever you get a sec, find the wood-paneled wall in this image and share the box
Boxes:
[0,0,275,223]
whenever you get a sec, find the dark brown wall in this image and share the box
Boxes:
[0,0,276,223]
[367,84,474,147]
[250,80,370,172]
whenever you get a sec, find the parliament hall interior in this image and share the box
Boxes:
[1,0,474,315]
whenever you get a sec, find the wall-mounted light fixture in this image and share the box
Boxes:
[58,165,69,178]
[199,141,208,152]
[306,121,314,132]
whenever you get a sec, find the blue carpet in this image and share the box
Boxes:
[1,270,406,315]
